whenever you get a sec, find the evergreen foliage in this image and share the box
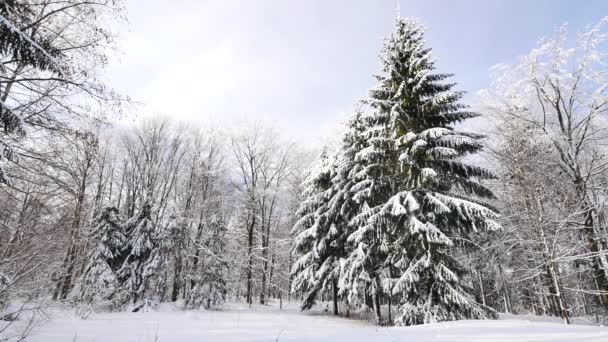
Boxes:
[291,148,333,309]
[185,215,228,309]
[0,0,64,185]
[292,17,499,325]
[69,207,126,307]
[354,17,498,325]
[119,201,165,305]
[0,0,63,74]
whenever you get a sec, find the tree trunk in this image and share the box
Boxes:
[365,290,373,311]
[583,208,608,305]
[186,218,205,306]
[268,253,275,299]
[332,279,339,316]
[544,266,560,316]
[346,298,350,318]
[388,296,392,324]
[171,253,182,302]
[246,215,255,306]
[55,175,88,300]
[548,261,570,324]
[574,176,608,306]
[374,288,382,325]
[498,263,512,313]
[478,269,486,306]
[59,242,79,299]
[288,250,293,302]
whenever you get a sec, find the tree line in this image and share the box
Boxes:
[0,1,306,338]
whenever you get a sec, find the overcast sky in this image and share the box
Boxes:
[105,0,608,145]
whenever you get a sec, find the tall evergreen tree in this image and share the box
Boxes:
[346,17,499,325]
[290,148,333,310]
[118,201,166,306]
[69,207,126,307]
[143,210,175,301]
[323,111,368,315]
[291,114,368,315]
[185,214,228,309]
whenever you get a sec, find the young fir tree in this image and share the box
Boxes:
[322,111,368,315]
[293,112,362,315]
[70,207,126,306]
[143,210,175,301]
[291,113,368,315]
[186,215,228,309]
[346,17,499,325]
[290,148,333,310]
[118,201,166,307]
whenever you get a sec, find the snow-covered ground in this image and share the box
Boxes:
[15,302,608,342]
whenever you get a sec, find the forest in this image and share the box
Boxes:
[1,1,608,341]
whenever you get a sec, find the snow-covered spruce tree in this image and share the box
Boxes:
[118,201,169,308]
[142,210,176,302]
[336,112,379,314]
[290,148,333,310]
[291,113,368,316]
[69,207,126,307]
[185,215,228,309]
[322,111,368,315]
[346,17,499,325]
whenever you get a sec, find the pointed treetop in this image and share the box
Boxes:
[396,0,401,19]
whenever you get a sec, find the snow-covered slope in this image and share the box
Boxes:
[24,303,608,342]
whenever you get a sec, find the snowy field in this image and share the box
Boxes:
[14,302,608,342]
